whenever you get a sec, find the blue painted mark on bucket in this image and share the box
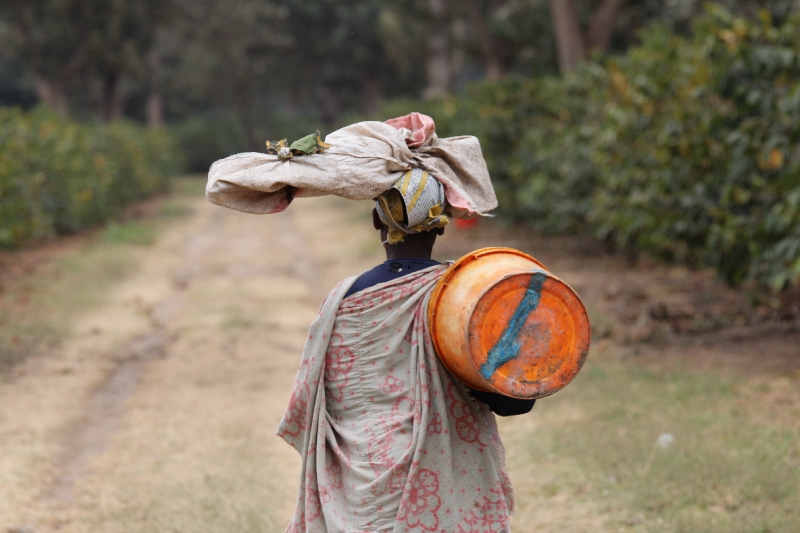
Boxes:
[480,272,547,381]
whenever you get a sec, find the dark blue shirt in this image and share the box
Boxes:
[344,259,441,298]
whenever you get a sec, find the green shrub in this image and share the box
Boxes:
[425,5,800,289]
[171,113,247,173]
[455,73,604,234]
[172,109,326,174]
[590,7,800,289]
[0,107,181,247]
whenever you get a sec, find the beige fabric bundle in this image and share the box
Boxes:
[205,116,497,220]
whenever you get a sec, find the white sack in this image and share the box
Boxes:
[205,120,497,219]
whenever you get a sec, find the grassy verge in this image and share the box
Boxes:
[0,177,203,376]
[504,348,800,533]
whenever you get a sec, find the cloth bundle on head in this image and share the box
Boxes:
[375,167,448,244]
[205,112,497,221]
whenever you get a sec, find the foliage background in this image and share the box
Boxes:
[0,107,180,247]
[0,1,799,289]
[380,7,800,289]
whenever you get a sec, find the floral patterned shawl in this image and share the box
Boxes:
[277,265,515,533]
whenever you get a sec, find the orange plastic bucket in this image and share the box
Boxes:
[427,247,590,399]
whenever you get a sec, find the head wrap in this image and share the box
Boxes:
[375,167,449,244]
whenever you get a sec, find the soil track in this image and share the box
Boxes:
[1,190,798,533]
[0,194,388,533]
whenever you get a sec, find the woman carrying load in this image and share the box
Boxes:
[207,113,533,533]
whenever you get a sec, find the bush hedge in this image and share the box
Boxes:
[0,107,181,248]
[172,113,247,174]
[428,6,800,290]
[172,110,326,174]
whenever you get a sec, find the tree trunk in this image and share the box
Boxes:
[103,72,124,122]
[463,0,509,81]
[14,3,91,117]
[33,77,70,116]
[316,84,341,128]
[232,70,259,150]
[423,0,451,99]
[484,37,510,80]
[424,34,451,99]
[146,42,164,128]
[450,18,466,85]
[361,70,381,118]
[549,0,586,73]
[587,0,627,53]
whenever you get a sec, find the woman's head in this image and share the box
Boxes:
[374,168,449,245]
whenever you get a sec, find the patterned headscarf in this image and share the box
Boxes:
[375,167,449,245]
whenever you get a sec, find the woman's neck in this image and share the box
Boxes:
[384,246,434,261]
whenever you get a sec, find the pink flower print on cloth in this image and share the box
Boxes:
[277,265,515,533]
[324,333,354,404]
[397,467,442,532]
[455,483,511,533]
[447,381,487,446]
[280,385,309,438]
[278,359,312,440]
[304,471,325,526]
[426,412,444,435]
[381,375,404,394]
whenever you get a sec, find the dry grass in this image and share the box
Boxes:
[0,179,198,377]
[0,240,137,376]
[501,351,800,533]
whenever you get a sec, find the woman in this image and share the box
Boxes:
[208,113,533,532]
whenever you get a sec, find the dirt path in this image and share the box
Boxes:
[1,189,798,533]
[0,194,386,533]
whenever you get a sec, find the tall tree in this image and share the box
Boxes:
[382,0,560,91]
[153,0,295,144]
[0,0,177,119]
[378,1,435,98]
[549,0,628,73]
[87,0,177,121]
[145,28,166,128]
[424,0,453,97]
[460,0,513,80]
[587,0,626,52]
[277,0,390,123]
[549,0,586,72]
[1,0,92,115]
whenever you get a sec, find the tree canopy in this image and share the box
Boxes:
[0,0,794,131]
